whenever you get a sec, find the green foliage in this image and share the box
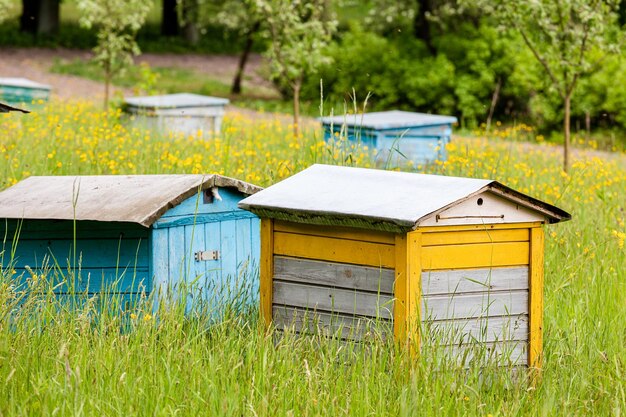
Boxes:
[0,0,11,23]
[254,0,337,135]
[305,23,516,127]
[77,0,152,106]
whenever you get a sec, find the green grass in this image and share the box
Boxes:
[0,102,625,415]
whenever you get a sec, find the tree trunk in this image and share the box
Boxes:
[585,110,591,142]
[182,22,199,45]
[161,0,180,36]
[231,21,261,95]
[563,94,571,172]
[414,0,434,54]
[20,0,60,35]
[293,82,301,139]
[485,78,502,133]
[181,0,199,45]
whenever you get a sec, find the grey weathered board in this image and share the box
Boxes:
[274,256,395,293]
[421,267,529,295]
[273,305,391,341]
[422,290,528,321]
[425,314,528,345]
[431,341,528,367]
[273,281,393,319]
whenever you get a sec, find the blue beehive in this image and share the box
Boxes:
[320,110,457,165]
[0,174,261,314]
[0,77,51,105]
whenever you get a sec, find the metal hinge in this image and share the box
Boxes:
[194,250,220,261]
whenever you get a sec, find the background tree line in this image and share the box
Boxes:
[3,0,626,149]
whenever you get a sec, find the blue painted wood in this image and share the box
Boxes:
[12,267,151,294]
[152,210,257,229]
[1,187,261,318]
[150,227,169,312]
[6,238,149,269]
[160,188,243,217]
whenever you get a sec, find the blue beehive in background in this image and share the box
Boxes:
[0,77,51,105]
[0,174,261,314]
[320,110,457,165]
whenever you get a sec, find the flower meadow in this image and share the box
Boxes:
[0,101,625,416]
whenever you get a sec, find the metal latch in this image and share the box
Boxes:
[195,250,220,261]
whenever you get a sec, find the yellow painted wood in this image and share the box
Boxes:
[273,231,396,268]
[416,222,542,233]
[421,228,529,247]
[260,219,274,327]
[393,235,408,342]
[274,220,395,244]
[406,231,422,352]
[529,227,545,373]
[421,241,529,271]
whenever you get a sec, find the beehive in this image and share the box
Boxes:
[0,174,261,313]
[125,93,229,137]
[239,164,571,368]
[320,111,457,165]
[0,77,51,105]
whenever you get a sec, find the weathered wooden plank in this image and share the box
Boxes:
[151,227,169,307]
[167,226,186,290]
[273,232,395,268]
[273,221,396,244]
[152,211,257,229]
[260,219,274,326]
[273,256,395,294]
[273,281,394,319]
[416,222,542,233]
[160,188,242,217]
[421,241,529,270]
[422,290,528,321]
[421,267,529,296]
[220,220,237,280]
[393,234,408,341]
[8,238,149,269]
[273,305,391,342]
[421,228,529,247]
[429,341,527,367]
[425,314,528,345]
[529,227,544,372]
[11,267,151,294]
[236,218,253,274]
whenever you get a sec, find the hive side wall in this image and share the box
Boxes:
[1,220,151,309]
[151,188,260,314]
[263,220,396,341]
[414,223,541,367]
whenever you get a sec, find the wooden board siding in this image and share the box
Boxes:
[273,305,391,342]
[418,227,532,367]
[4,220,151,297]
[431,341,528,367]
[426,315,528,345]
[151,216,260,313]
[269,223,395,340]
[422,267,529,296]
[273,232,395,268]
[421,241,529,270]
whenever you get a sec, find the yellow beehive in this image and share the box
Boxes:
[239,165,571,369]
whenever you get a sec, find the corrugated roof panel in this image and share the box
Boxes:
[0,174,260,227]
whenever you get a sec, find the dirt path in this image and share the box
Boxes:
[0,47,270,100]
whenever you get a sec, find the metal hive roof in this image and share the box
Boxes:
[319,110,458,130]
[0,174,261,227]
[238,164,571,232]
